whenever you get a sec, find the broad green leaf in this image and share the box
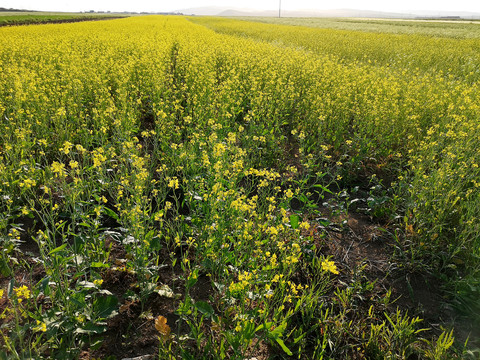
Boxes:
[93,295,118,319]
[195,301,214,317]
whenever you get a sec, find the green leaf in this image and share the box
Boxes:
[90,338,104,350]
[255,321,274,333]
[77,281,96,289]
[75,322,107,335]
[294,333,306,344]
[195,301,214,317]
[73,235,85,253]
[269,322,287,338]
[290,214,299,229]
[275,338,293,356]
[318,218,330,227]
[145,229,155,241]
[298,193,309,203]
[150,235,162,251]
[38,276,51,296]
[312,184,333,194]
[90,262,110,268]
[48,243,67,255]
[103,207,118,220]
[176,296,193,316]
[70,295,86,308]
[7,278,15,298]
[186,269,199,289]
[93,295,118,319]
[0,259,11,277]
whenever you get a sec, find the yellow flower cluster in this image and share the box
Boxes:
[13,285,31,303]
[321,260,339,275]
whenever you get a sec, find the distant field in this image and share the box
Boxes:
[236,16,480,39]
[0,12,126,26]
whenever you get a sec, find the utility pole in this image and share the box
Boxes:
[279,0,281,17]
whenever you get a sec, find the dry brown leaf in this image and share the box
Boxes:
[155,315,171,338]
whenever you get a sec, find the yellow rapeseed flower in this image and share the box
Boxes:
[33,320,47,332]
[14,285,31,302]
[50,161,65,177]
[321,260,339,275]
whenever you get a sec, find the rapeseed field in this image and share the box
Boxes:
[0,16,478,359]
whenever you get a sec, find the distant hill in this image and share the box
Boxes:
[177,6,480,19]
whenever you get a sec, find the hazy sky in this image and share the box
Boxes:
[2,0,480,14]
